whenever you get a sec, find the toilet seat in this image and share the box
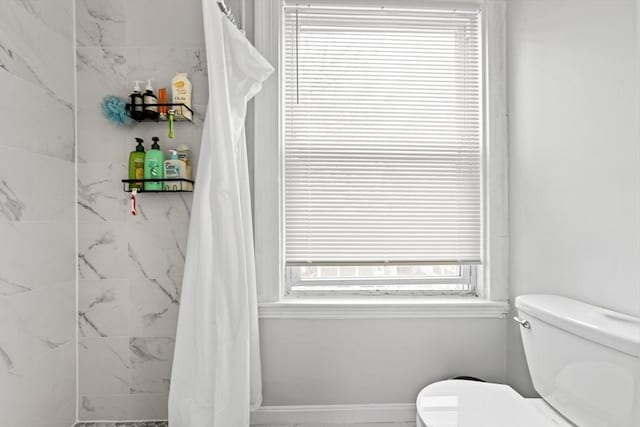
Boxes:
[416,380,560,427]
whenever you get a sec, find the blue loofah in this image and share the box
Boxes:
[101,95,133,127]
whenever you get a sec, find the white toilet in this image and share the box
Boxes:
[416,294,640,427]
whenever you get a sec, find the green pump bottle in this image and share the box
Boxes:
[144,137,165,191]
[129,138,145,190]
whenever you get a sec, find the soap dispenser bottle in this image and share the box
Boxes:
[144,137,165,191]
[163,150,190,191]
[129,138,145,190]
[143,79,159,120]
[129,81,144,121]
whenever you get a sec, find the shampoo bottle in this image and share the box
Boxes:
[171,72,192,121]
[175,144,193,190]
[143,79,159,120]
[144,137,165,191]
[129,138,145,190]
[129,81,145,121]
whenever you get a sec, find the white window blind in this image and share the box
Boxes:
[283,1,482,266]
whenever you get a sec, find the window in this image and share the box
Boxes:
[254,0,508,306]
[282,1,481,296]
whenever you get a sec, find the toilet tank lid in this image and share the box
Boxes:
[515,295,640,357]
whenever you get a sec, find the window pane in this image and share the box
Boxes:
[299,264,462,280]
[283,2,483,265]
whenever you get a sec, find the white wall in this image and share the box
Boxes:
[260,318,506,405]
[507,0,640,396]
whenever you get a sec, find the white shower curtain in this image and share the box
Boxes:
[168,1,273,426]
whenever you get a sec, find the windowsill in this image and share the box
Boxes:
[258,297,509,319]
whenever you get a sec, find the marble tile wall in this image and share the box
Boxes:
[75,0,207,421]
[0,0,77,426]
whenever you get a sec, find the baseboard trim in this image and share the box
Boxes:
[74,420,166,426]
[250,403,416,425]
[74,404,417,426]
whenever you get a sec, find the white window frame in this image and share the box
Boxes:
[253,0,509,319]
[286,265,477,298]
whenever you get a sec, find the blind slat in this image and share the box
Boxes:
[284,1,482,265]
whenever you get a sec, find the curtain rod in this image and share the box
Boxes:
[217,0,238,27]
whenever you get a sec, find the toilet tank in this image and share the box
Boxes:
[516,295,640,427]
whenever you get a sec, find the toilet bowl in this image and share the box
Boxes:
[416,380,573,427]
[416,295,640,427]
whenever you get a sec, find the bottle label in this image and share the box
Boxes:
[177,152,189,164]
[149,161,160,178]
[144,95,158,112]
[165,164,181,178]
[133,96,143,112]
[174,81,188,102]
